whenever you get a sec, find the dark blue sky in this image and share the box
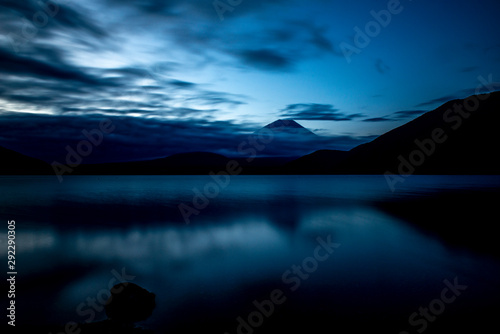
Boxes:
[1,0,500,162]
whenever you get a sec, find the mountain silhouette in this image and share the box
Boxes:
[287,91,500,175]
[285,149,349,174]
[2,91,500,175]
[77,152,295,175]
[0,146,51,174]
[78,152,232,175]
[262,119,317,136]
[247,119,325,157]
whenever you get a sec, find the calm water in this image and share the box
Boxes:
[1,175,500,333]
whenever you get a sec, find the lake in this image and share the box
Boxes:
[1,175,500,333]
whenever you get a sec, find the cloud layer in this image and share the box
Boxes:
[1,0,500,161]
[0,112,375,162]
[280,103,365,121]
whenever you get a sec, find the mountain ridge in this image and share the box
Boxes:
[333,91,500,174]
[0,146,52,175]
[2,91,500,175]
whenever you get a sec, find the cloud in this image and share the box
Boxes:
[375,59,390,74]
[237,49,292,70]
[0,112,372,162]
[168,79,197,88]
[276,20,345,57]
[104,0,288,19]
[362,117,393,122]
[0,47,101,85]
[415,95,458,108]
[0,0,108,57]
[280,103,365,121]
[0,30,247,118]
[185,91,247,107]
[0,113,256,162]
[308,25,335,53]
[459,84,500,97]
[227,21,339,70]
[362,110,427,123]
[392,110,427,119]
[2,0,341,78]
[415,84,500,109]
[0,0,380,162]
[104,2,338,72]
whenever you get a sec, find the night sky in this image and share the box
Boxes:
[1,0,500,162]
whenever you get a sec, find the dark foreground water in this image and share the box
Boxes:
[1,175,500,333]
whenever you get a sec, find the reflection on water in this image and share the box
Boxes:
[1,175,500,333]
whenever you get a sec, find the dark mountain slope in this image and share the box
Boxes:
[0,146,52,174]
[339,91,500,174]
[284,150,350,174]
[77,152,232,175]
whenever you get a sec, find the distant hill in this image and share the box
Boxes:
[77,152,298,175]
[286,91,500,175]
[284,150,349,174]
[0,146,51,175]
[78,152,232,175]
[2,92,500,175]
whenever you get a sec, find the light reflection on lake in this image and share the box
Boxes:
[1,175,500,333]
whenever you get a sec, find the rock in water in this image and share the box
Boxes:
[105,283,156,324]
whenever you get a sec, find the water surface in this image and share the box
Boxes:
[1,175,499,333]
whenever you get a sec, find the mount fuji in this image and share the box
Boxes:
[248,119,328,158]
[261,119,318,137]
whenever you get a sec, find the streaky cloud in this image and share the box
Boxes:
[280,103,365,121]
